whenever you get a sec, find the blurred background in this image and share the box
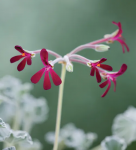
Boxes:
[0,0,135,149]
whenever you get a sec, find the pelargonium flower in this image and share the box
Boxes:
[31,49,62,90]
[99,64,127,97]
[87,58,113,83]
[104,22,129,53]
[10,45,35,71]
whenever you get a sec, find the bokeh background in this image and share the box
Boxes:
[0,0,135,149]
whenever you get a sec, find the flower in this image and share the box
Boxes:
[10,45,35,71]
[31,49,62,90]
[104,22,129,53]
[87,58,113,83]
[99,64,127,97]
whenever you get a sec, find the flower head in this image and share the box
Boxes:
[87,58,112,83]
[10,45,35,71]
[99,64,127,97]
[31,49,62,90]
[104,22,129,53]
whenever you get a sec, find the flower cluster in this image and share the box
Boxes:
[10,21,128,97]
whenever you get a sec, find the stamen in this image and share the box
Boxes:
[22,53,25,56]
[97,64,100,67]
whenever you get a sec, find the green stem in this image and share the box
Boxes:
[12,102,20,130]
[53,64,66,150]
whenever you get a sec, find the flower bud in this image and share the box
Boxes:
[66,62,73,72]
[95,44,110,52]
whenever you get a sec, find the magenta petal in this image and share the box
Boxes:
[17,58,27,71]
[115,64,127,77]
[43,71,51,90]
[90,67,95,76]
[99,58,107,64]
[116,39,129,53]
[99,80,109,88]
[27,56,32,65]
[40,48,49,66]
[100,64,113,71]
[10,55,23,63]
[15,45,25,53]
[31,68,45,83]
[112,79,116,92]
[50,68,62,86]
[112,22,122,38]
[101,80,111,97]
[96,68,101,83]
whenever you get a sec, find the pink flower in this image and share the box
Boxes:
[105,22,129,53]
[99,64,127,97]
[88,58,113,83]
[10,45,34,71]
[31,49,62,90]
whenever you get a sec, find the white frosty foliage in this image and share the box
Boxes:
[112,106,136,145]
[3,146,16,150]
[18,139,42,150]
[0,75,33,99]
[6,130,33,145]
[45,123,97,150]
[21,93,49,124]
[0,118,11,141]
[101,136,127,150]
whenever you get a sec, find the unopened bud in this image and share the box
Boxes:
[95,44,110,52]
[66,62,73,72]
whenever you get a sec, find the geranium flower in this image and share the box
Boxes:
[10,45,35,71]
[104,22,129,53]
[87,58,113,83]
[99,64,127,97]
[31,49,62,90]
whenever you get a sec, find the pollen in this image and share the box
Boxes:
[22,53,25,56]
[97,64,100,67]
[119,34,122,37]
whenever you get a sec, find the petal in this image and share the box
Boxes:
[43,70,51,90]
[101,80,111,97]
[112,22,122,38]
[99,58,107,64]
[112,79,116,92]
[40,48,49,66]
[96,68,101,83]
[115,64,127,77]
[27,56,32,65]
[100,64,113,71]
[116,39,129,53]
[90,67,95,76]
[10,55,23,63]
[50,68,62,86]
[99,80,109,88]
[15,45,25,53]
[31,68,45,83]
[17,58,27,71]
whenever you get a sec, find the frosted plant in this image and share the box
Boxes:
[0,76,48,150]
[0,118,11,141]
[101,136,127,150]
[112,106,136,145]
[18,139,42,150]
[3,146,16,150]
[45,123,97,150]
[21,93,49,132]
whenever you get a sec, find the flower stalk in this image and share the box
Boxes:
[53,63,66,150]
